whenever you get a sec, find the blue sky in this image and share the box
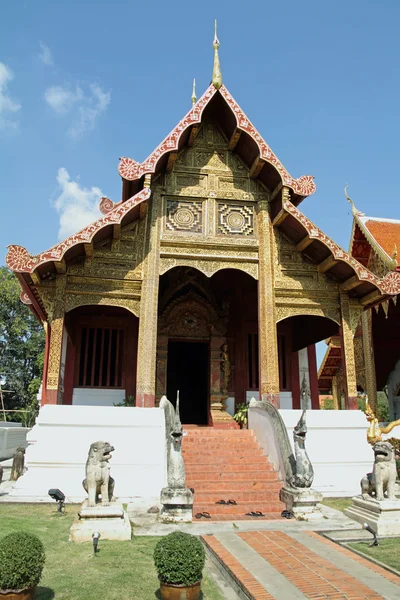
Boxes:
[1,0,400,364]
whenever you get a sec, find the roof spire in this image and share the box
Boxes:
[212,20,222,89]
[191,78,197,106]
[344,184,364,217]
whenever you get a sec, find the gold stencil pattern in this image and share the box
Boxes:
[218,203,254,236]
[166,200,203,233]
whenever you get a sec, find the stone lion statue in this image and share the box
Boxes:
[82,441,115,507]
[361,441,397,501]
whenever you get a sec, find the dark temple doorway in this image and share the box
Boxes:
[167,341,209,425]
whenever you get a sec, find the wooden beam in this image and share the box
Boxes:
[54,260,66,274]
[249,156,264,179]
[271,182,283,201]
[318,255,338,274]
[31,271,41,286]
[188,125,200,147]
[113,224,121,241]
[361,290,383,307]
[296,236,313,252]
[140,202,148,220]
[83,244,93,261]
[166,152,178,173]
[228,128,241,151]
[272,209,288,227]
[340,275,363,292]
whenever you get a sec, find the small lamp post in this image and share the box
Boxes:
[48,488,65,513]
[363,522,379,547]
[92,531,100,554]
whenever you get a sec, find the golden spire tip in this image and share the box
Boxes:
[212,20,222,89]
[191,78,197,107]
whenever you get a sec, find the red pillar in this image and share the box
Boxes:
[307,344,320,409]
[291,351,301,409]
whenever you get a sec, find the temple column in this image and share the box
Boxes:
[340,292,358,410]
[361,309,377,413]
[257,198,280,407]
[45,275,66,405]
[331,375,339,410]
[136,191,161,407]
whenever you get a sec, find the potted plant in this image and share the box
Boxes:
[233,402,249,428]
[154,531,205,600]
[0,532,45,599]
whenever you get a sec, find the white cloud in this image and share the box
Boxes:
[39,42,54,66]
[0,62,21,131]
[53,167,103,240]
[44,85,83,114]
[44,82,110,139]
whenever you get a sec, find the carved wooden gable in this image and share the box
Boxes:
[159,121,267,239]
[274,229,339,293]
[67,218,146,281]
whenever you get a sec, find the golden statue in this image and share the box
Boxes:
[220,343,230,395]
[365,402,400,445]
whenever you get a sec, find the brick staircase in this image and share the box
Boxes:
[182,427,285,520]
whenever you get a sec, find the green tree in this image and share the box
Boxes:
[0,267,45,424]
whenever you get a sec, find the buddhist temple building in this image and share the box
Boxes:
[318,191,400,417]
[7,34,400,426]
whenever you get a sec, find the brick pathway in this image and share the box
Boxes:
[203,530,400,600]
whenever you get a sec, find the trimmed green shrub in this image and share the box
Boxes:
[0,532,45,591]
[154,531,205,586]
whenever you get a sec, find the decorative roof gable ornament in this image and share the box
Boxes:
[212,20,222,89]
[191,78,197,107]
[344,184,365,217]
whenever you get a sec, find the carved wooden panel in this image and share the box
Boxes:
[165,199,203,234]
[218,203,254,236]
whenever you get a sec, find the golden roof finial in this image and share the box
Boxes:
[191,78,197,107]
[212,20,222,90]
[344,184,364,217]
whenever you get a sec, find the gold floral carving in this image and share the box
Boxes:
[159,257,258,280]
[135,194,162,401]
[275,304,340,325]
[361,309,377,413]
[340,291,358,398]
[46,275,66,391]
[65,294,140,317]
[257,200,280,396]
[158,290,227,339]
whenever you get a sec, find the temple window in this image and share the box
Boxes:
[76,326,124,388]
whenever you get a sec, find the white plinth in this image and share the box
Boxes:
[69,500,131,542]
[160,487,194,523]
[9,405,166,502]
[280,486,324,520]
[345,495,400,536]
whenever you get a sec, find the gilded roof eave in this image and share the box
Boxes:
[6,188,151,275]
[118,84,316,199]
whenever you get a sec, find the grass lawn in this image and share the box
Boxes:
[0,504,223,600]
[349,538,400,572]
[322,497,352,512]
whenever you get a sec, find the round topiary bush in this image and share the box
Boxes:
[154,531,205,586]
[0,532,45,592]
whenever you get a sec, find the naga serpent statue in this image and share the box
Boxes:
[365,403,400,445]
[290,410,314,489]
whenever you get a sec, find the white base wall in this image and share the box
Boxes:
[10,405,166,502]
[279,410,373,497]
[0,423,30,460]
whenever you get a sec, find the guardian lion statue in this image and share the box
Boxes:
[82,441,115,507]
[361,441,397,501]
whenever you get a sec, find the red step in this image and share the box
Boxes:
[182,428,285,519]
